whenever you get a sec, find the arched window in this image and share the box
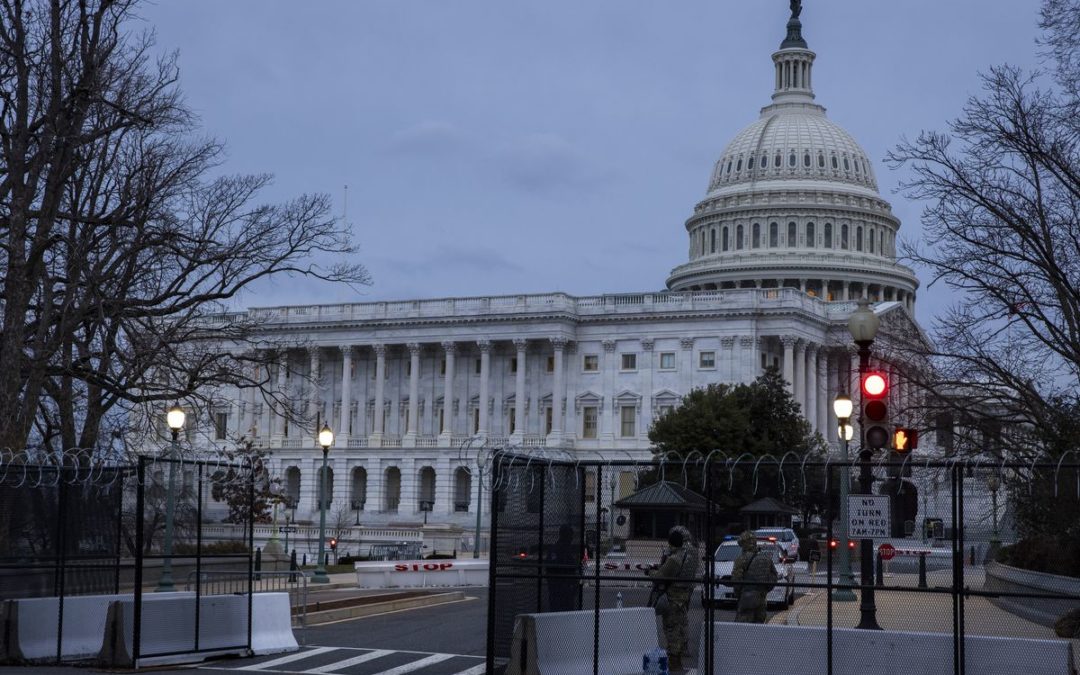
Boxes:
[806,222,816,248]
[418,466,436,512]
[748,156,755,170]
[841,224,849,249]
[736,158,743,171]
[285,467,301,508]
[736,224,745,249]
[803,152,811,167]
[788,222,797,247]
[831,155,839,170]
[789,153,797,167]
[351,467,367,511]
[818,153,825,168]
[752,223,761,248]
[774,152,782,168]
[868,227,875,253]
[844,157,851,171]
[710,228,716,253]
[384,467,401,512]
[824,223,833,248]
[726,161,733,174]
[856,226,864,251]
[879,230,885,255]
[854,158,862,174]
[770,222,779,247]
[722,226,730,252]
[454,467,472,512]
[761,154,768,169]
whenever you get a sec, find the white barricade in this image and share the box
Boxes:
[99,592,297,667]
[507,607,660,675]
[0,592,193,663]
[697,622,1076,675]
[353,559,488,589]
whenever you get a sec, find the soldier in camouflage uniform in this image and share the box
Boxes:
[731,530,778,623]
[648,525,699,672]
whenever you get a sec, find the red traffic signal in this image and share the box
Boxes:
[329,537,338,551]
[861,371,888,399]
[861,370,890,449]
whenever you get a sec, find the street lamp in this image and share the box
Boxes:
[987,474,1001,557]
[848,298,882,630]
[313,424,334,584]
[832,395,857,602]
[157,403,186,592]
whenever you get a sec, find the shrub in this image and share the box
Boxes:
[997,537,1080,578]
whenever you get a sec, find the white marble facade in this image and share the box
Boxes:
[192,9,926,531]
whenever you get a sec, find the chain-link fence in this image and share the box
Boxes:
[485,452,1080,675]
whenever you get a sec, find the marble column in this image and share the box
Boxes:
[842,282,850,302]
[817,347,829,436]
[339,346,353,442]
[739,336,755,383]
[273,353,288,442]
[794,339,806,414]
[438,342,456,445]
[307,347,321,441]
[512,339,527,441]
[679,337,694,393]
[600,340,617,443]
[721,336,736,383]
[550,337,567,443]
[806,343,818,433]
[477,340,491,438]
[641,338,655,434]
[404,343,421,445]
[781,336,796,394]
[370,344,387,445]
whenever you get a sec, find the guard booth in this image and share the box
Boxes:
[614,481,707,560]
[738,496,800,530]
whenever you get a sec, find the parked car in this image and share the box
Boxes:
[703,539,796,608]
[754,527,800,560]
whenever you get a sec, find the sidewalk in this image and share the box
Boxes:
[771,568,1080,671]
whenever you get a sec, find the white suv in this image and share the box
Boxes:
[754,528,800,561]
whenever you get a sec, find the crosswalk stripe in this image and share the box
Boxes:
[237,647,336,671]
[368,653,454,674]
[301,650,393,673]
[449,665,487,675]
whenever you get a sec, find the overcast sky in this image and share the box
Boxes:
[139,0,1044,329]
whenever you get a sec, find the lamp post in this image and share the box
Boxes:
[473,462,483,559]
[158,404,186,592]
[284,507,294,556]
[313,424,334,584]
[832,395,857,601]
[987,474,1001,558]
[848,298,882,630]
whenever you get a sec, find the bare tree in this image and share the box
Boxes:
[886,0,1080,460]
[0,0,368,453]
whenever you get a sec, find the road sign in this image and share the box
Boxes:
[279,526,297,533]
[878,542,896,561]
[848,495,891,539]
[809,550,822,563]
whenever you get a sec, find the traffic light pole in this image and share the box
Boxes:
[856,341,882,631]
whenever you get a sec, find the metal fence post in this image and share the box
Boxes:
[133,457,146,665]
[592,464,602,675]
[55,471,66,664]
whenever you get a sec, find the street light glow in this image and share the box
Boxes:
[833,395,853,420]
[318,424,335,450]
[166,404,186,431]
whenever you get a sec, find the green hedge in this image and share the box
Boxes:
[997,537,1080,578]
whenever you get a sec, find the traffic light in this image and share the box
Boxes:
[861,370,889,449]
[893,427,918,452]
[329,537,338,551]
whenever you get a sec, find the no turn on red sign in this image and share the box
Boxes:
[848,495,891,539]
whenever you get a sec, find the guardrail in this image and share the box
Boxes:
[185,570,308,644]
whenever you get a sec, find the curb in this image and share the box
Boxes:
[304,591,468,624]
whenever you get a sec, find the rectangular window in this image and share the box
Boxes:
[583,354,599,372]
[405,360,411,377]
[761,353,768,369]
[659,352,676,370]
[440,358,446,375]
[475,358,482,375]
[620,406,636,437]
[439,408,446,433]
[510,357,518,374]
[473,408,480,433]
[214,412,228,440]
[509,408,516,435]
[585,471,596,503]
[545,407,553,434]
[620,353,637,371]
[658,405,674,419]
[699,351,716,369]
[546,356,555,372]
[583,406,598,439]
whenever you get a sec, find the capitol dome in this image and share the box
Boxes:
[666,9,919,310]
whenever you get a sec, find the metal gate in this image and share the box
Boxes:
[485,451,1080,675]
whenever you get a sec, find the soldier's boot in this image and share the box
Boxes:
[669,654,683,672]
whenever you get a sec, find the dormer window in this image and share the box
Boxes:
[761,154,768,169]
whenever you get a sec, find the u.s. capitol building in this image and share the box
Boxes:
[197,7,924,536]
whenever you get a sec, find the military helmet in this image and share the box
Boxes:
[737,530,758,551]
